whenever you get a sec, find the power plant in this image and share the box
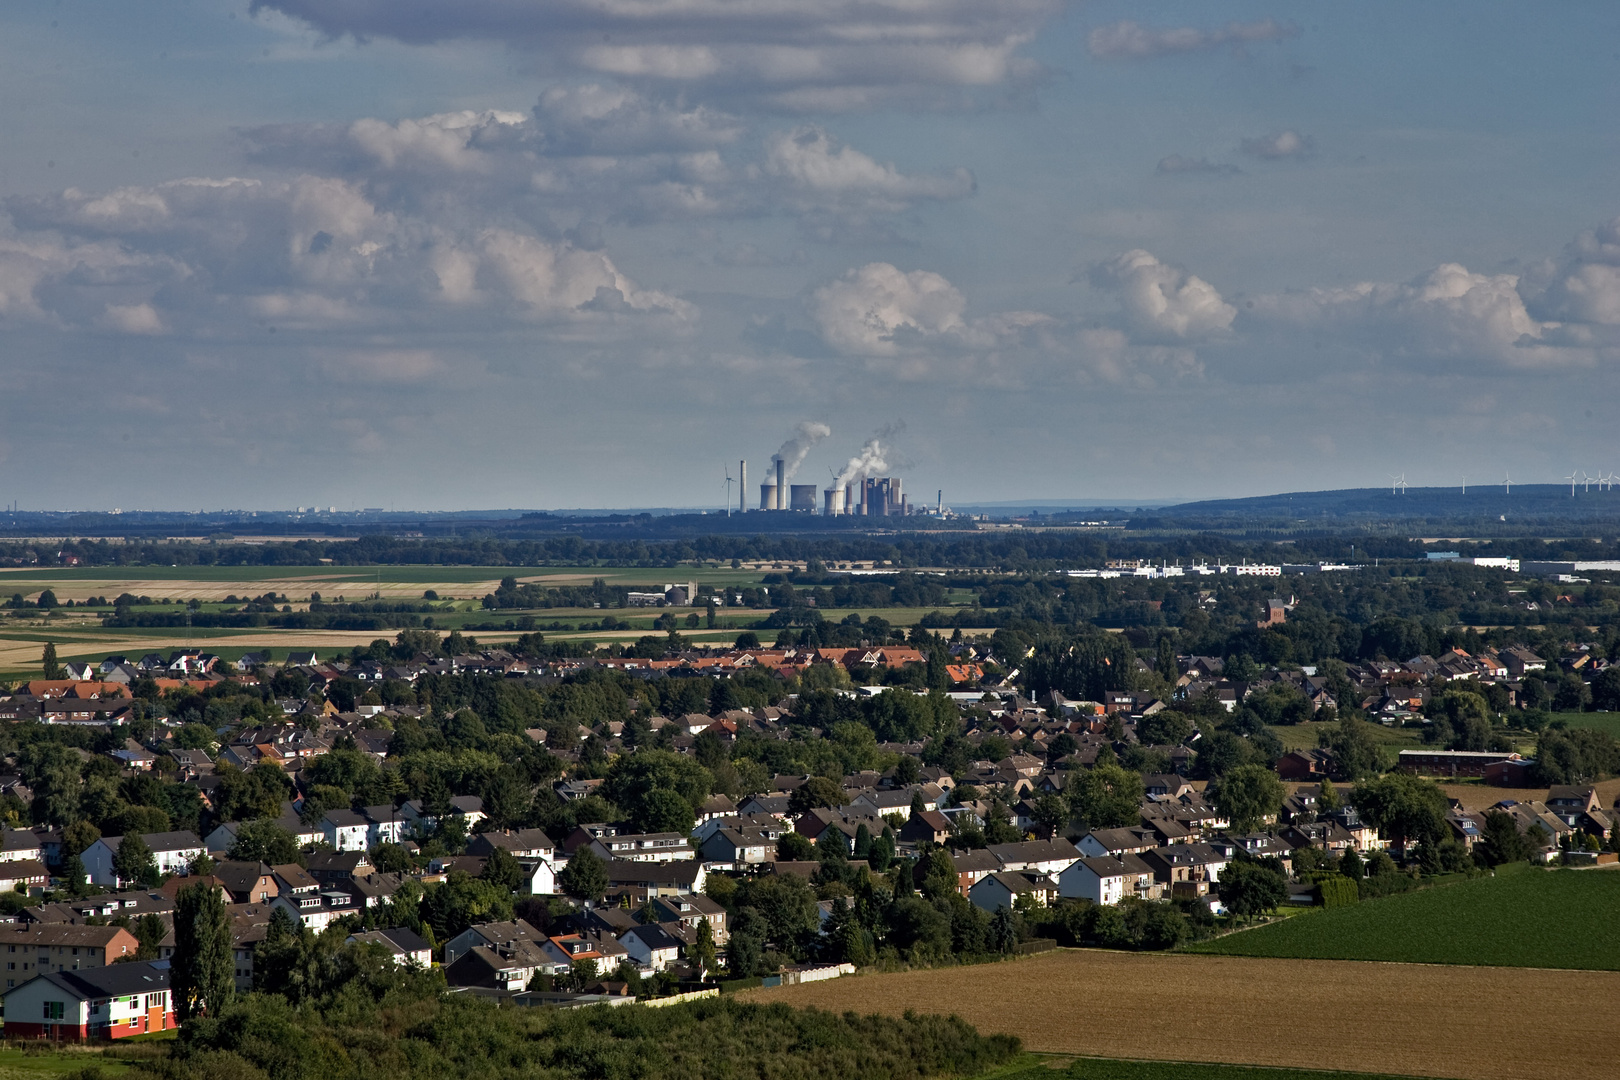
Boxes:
[743,425,914,515]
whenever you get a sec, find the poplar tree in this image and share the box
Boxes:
[173,882,235,1021]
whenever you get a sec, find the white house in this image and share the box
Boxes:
[348,927,431,967]
[363,805,408,847]
[321,809,371,852]
[620,924,682,973]
[968,870,1059,913]
[518,859,555,896]
[272,889,359,931]
[1059,855,1152,905]
[1,962,173,1040]
[0,830,43,863]
[81,833,205,887]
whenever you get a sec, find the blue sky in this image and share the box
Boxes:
[2,1,1617,510]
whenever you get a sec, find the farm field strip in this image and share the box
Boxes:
[746,948,1620,1080]
[1188,868,1620,969]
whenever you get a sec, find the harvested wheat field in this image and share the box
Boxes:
[745,949,1620,1080]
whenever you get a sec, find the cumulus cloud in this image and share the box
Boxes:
[760,127,975,215]
[1520,216,1620,329]
[813,263,967,356]
[243,101,973,234]
[1248,262,1593,370]
[98,303,166,335]
[252,0,1060,110]
[1239,130,1314,160]
[2,173,690,341]
[1155,155,1240,176]
[1088,18,1298,60]
[1089,249,1236,342]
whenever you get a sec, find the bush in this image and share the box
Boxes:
[1314,875,1359,909]
[1358,872,1419,900]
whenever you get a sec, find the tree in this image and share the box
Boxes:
[1327,713,1383,781]
[1069,764,1144,830]
[1339,846,1364,881]
[41,642,62,680]
[1217,860,1288,920]
[776,832,816,861]
[227,820,301,865]
[788,776,848,813]
[638,788,696,835]
[1030,792,1069,838]
[691,917,717,978]
[1352,773,1448,859]
[173,881,234,1021]
[602,750,711,833]
[1212,765,1286,833]
[114,833,159,889]
[482,845,523,893]
[1476,810,1530,867]
[559,846,608,902]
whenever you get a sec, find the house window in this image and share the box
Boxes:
[43,1001,64,1020]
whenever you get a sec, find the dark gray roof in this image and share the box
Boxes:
[8,960,170,1001]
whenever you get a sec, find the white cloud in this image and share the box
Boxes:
[813,263,967,356]
[1089,249,1236,341]
[1248,262,1593,370]
[1239,130,1314,160]
[2,172,691,341]
[1088,19,1298,60]
[760,127,975,214]
[1155,155,1240,176]
[252,0,1061,110]
[98,303,165,335]
[1520,216,1620,328]
[243,101,973,231]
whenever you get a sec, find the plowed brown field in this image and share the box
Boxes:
[745,949,1620,1080]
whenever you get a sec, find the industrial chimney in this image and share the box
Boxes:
[739,461,747,514]
[774,458,786,510]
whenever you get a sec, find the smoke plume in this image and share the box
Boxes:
[772,421,831,481]
[835,421,906,486]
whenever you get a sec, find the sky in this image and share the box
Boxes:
[2,1,1618,511]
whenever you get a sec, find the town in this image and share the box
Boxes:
[0,569,1614,1043]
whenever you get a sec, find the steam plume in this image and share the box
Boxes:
[772,421,831,481]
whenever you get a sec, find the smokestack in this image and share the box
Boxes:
[775,458,785,510]
[891,478,902,512]
[740,461,747,514]
[938,489,943,515]
[760,483,776,511]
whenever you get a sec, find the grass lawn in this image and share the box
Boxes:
[1555,711,1620,739]
[1267,721,1425,755]
[1187,868,1620,969]
[0,1045,131,1078]
[980,1056,1422,1080]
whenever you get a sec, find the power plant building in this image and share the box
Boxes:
[824,477,909,516]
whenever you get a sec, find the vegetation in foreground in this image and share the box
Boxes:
[127,957,1019,1080]
[987,1058,1423,1080]
[1187,867,1620,969]
[0,1044,131,1079]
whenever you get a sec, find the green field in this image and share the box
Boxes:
[983,1057,1421,1080]
[0,1045,131,1078]
[1556,711,1620,739]
[1188,868,1620,969]
[1268,721,1425,755]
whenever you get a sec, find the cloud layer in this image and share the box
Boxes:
[1088,18,1299,60]
[253,0,1061,110]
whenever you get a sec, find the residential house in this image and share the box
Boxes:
[348,927,432,967]
[620,923,683,973]
[322,809,371,852]
[1059,854,1160,906]
[0,925,140,991]
[647,894,728,944]
[1,961,172,1040]
[968,870,1059,913]
[80,833,204,888]
[213,862,279,905]
[697,827,774,866]
[985,838,1081,877]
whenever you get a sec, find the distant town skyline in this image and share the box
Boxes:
[1,2,1617,511]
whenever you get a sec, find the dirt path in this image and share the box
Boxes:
[744,949,1620,1080]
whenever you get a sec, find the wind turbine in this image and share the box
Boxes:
[722,464,734,517]
[1602,472,1615,492]
[1582,472,1595,493]
[1565,471,1578,497]
[1461,475,1467,495]
[1387,473,1407,495]
[1502,471,1512,495]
